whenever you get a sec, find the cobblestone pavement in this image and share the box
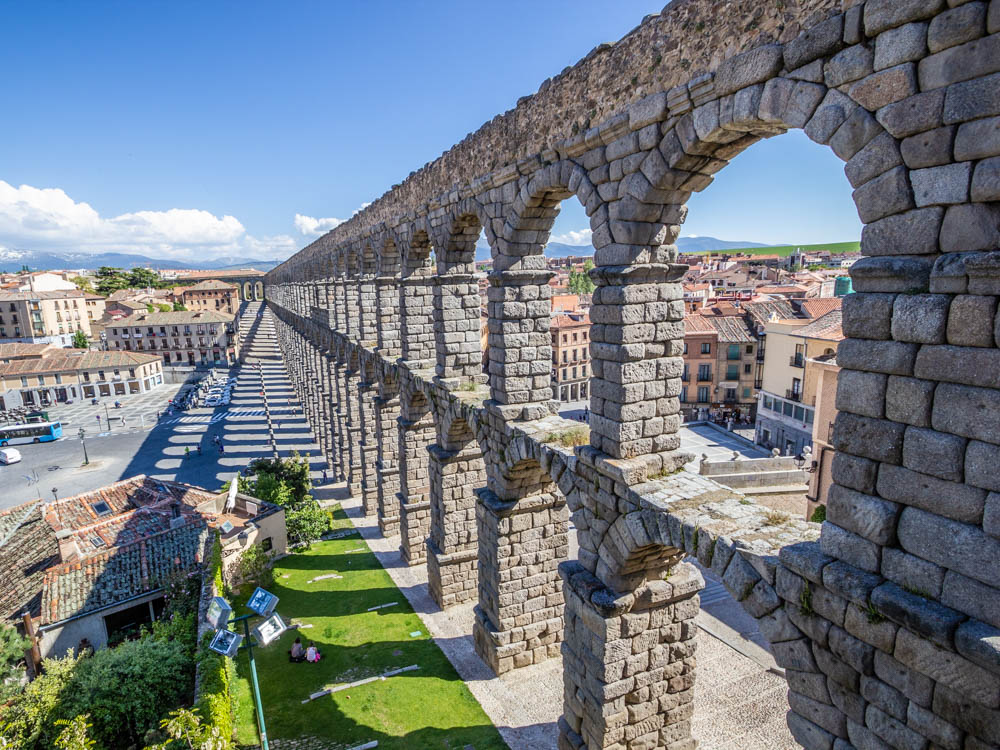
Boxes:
[318,487,795,750]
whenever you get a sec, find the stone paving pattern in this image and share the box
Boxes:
[265,2,1000,749]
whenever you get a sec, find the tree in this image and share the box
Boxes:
[157,303,173,312]
[0,623,30,698]
[54,715,95,750]
[234,542,274,590]
[70,276,95,294]
[568,259,595,295]
[128,268,161,289]
[241,453,331,545]
[95,267,129,296]
[71,330,89,349]
[147,707,231,750]
[172,301,187,311]
[0,651,82,748]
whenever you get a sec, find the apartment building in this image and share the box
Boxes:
[551,312,590,402]
[679,312,758,422]
[0,349,162,408]
[172,279,239,315]
[0,290,91,347]
[754,309,843,456]
[105,310,238,368]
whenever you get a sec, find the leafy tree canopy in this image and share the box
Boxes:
[71,330,89,349]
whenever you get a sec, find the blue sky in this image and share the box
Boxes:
[0,1,861,262]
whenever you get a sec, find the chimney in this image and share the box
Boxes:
[171,500,181,519]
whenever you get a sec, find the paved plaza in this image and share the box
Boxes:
[1,303,324,508]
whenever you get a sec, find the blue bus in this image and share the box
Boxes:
[0,421,63,446]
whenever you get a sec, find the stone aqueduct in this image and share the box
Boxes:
[266,2,1000,748]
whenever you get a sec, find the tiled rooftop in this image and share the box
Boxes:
[0,350,160,376]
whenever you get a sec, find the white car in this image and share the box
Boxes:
[205,397,222,407]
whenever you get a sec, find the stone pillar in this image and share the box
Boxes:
[400,273,435,369]
[375,377,402,536]
[376,276,401,360]
[559,562,703,750]
[357,375,379,516]
[344,276,361,340]
[486,269,555,421]
[344,363,364,496]
[473,468,567,674]
[589,263,689,470]
[433,273,485,388]
[332,355,350,481]
[359,276,378,347]
[397,390,434,565]
[427,436,485,608]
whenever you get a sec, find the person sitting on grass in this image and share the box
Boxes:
[306,641,321,663]
[289,637,305,663]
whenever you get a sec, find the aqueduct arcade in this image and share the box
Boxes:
[266,1,1000,748]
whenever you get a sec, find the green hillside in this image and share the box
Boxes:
[687,240,860,257]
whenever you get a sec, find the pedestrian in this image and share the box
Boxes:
[197,445,202,456]
[218,444,225,455]
[121,416,126,426]
[322,468,327,484]
[185,446,190,458]
[95,414,101,424]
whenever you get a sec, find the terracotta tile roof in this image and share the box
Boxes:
[743,300,799,328]
[795,309,844,341]
[0,343,59,360]
[551,312,590,329]
[798,298,843,318]
[175,269,265,279]
[0,290,85,301]
[706,315,755,343]
[756,284,809,294]
[113,310,234,326]
[0,350,160,376]
[41,521,210,624]
[0,501,60,620]
[182,280,238,291]
[684,315,716,334]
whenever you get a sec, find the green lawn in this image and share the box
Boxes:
[231,506,507,750]
[687,240,860,257]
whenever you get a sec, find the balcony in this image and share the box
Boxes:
[789,355,804,368]
[697,374,713,382]
[756,350,765,362]
[786,389,802,402]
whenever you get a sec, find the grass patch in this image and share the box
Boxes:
[230,527,506,749]
[542,427,590,448]
[686,240,860,258]
[763,509,791,526]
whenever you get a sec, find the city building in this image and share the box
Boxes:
[551,312,590,402]
[0,348,163,408]
[680,311,757,422]
[105,310,238,368]
[806,349,840,521]
[82,293,107,327]
[168,269,266,301]
[11,272,78,293]
[171,279,239,315]
[754,309,843,456]
[0,290,92,347]
[0,476,285,657]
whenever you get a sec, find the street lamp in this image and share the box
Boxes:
[51,487,58,501]
[78,427,89,465]
[206,587,286,750]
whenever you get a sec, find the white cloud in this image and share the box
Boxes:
[294,202,373,237]
[550,228,593,246]
[0,180,294,261]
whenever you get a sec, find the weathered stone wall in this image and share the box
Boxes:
[268,1,1000,748]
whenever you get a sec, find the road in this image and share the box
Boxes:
[1,306,323,509]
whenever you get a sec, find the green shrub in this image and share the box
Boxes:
[194,633,234,745]
[810,504,827,523]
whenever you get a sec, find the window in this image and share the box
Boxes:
[697,386,710,403]
[783,401,794,417]
[701,342,711,354]
[679,387,688,403]
[129,368,136,377]
[794,405,805,421]
[20,376,27,387]
[763,396,772,411]
[91,501,112,516]
[746,345,753,354]
[805,409,814,424]
[743,387,751,398]
[37,376,44,386]
[261,537,273,552]
[698,364,712,381]
[727,344,740,360]
[725,388,737,401]
[682,365,689,382]
[726,365,739,381]
[744,363,752,374]
[683,342,688,354]
[55,374,62,384]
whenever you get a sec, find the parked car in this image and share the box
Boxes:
[205,397,221,407]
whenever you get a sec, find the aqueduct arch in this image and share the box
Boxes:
[268,2,1000,748]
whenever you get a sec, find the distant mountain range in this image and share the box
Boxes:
[473,235,771,261]
[0,248,281,273]
[0,234,774,273]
